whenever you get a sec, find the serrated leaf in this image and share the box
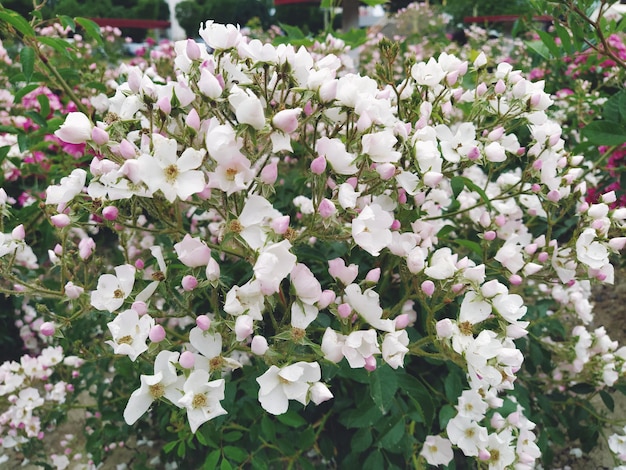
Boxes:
[569,383,595,394]
[20,46,35,83]
[526,40,550,59]
[14,83,40,103]
[450,176,464,199]
[438,404,456,429]
[276,410,306,427]
[583,120,626,145]
[57,15,76,32]
[369,365,398,414]
[76,17,103,46]
[204,450,220,468]
[37,94,50,119]
[536,30,561,58]
[38,36,74,59]
[223,445,247,463]
[599,390,614,412]
[0,10,35,37]
[351,427,372,453]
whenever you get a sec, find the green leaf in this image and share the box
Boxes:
[461,177,492,209]
[279,23,306,40]
[163,440,178,454]
[569,383,595,394]
[363,451,384,470]
[525,40,550,59]
[320,0,333,8]
[195,429,208,446]
[450,176,464,199]
[220,458,233,470]
[599,390,614,412]
[379,417,405,449]
[536,30,561,58]
[75,17,104,46]
[438,404,456,429]
[222,431,243,442]
[369,365,398,414]
[351,428,372,453]
[17,133,29,153]
[38,36,74,59]
[553,23,572,55]
[361,0,388,5]
[0,10,35,37]
[276,410,306,428]
[14,83,40,104]
[223,445,247,463]
[444,368,463,402]
[582,120,626,145]
[57,15,76,32]
[37,93,50,119]
[204,450,220,468]
[0,145,10,164]
[20,46,35,83]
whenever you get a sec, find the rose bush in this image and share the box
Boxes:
[1,2,626,468]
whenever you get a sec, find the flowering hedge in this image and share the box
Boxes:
[1,3,626,468]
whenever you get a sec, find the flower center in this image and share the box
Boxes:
[192,393,208,409]
[209,356,224,371]
[464,428,475,439]
[152,271,165,281]
[459,321,473,336]
[225,168,238,181]
[149,383,164,399]
[113,289,125,299]
[164,164,179,183]
[117,335,133,345]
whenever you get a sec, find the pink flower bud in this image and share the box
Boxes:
[364,355,377,372]
[40,321,55,337]
[157,95,171,114]
[365,268,381,283]
[91,127,109,145]
[494,79,506,94]
[270,215,290,235]
[186,108,201,131]
[467,146,480,160]
[272,108,301,134]
[317,289,336,309]
[132,301,147,316]
[318,198,336,218]
[51,214,71,228]
[397,188,407,204]
[525,243,537,255]
[54,244,63,255]
[235,315,253,341]
[102,206,119,221]
[310,156,327,175]
[421,280,435,297]
[78,237,95,260]
[375,162,396,180]
[547,190,561,202]
[390,219,401,230]
[537,251,549,263]
[149,325,166,342]
[483,230,496,241]
[181,275,198,291]
[117,139,135,159]
[205,258,220,282]
[394,313,410,329]
[64,282,84,299]
[436,318,454,338]
[260,161,278,184]
[423,171,443,187]
[338,303,352,318]
[196,314,211,331]
[478,449,491,461]
[186,38,201,60]
[509,274,523,285]
[476,82,487,96]
[11,224,25,240]
[179,351,195,369]
[251,335,269,355]
[135,259,145,270]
